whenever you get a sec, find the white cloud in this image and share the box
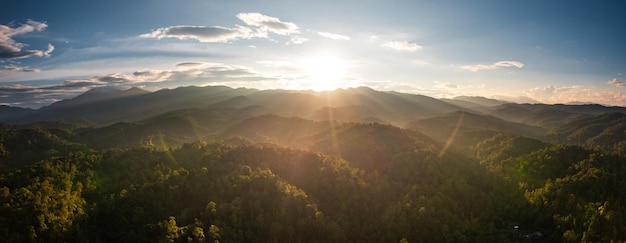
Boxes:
[608,78,626,87]
[0,79,108,108]
[289,36,308,44]
[382,41,422,52]
[43,43,54,56]
[236,13,299,35]
[141,13,302,44]
[140,25,260,43]
[462,60,524,72]
[0,20,54,59]
[75,62,276,88]
[525,84,626,106]
[0,65,40,74]
[318,32,350,40]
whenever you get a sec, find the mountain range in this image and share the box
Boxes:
[2,85,626,242]
[4,86,625,125]
[3,85,626,150]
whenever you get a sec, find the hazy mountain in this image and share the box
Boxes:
[545,112,626,148]
[0,105,34,123]
[405,111,546,142]
[2,85,626,133]
[485,103,626,127]
[441,96,510,110]
[308,105,386,123]
[0,86,467,126]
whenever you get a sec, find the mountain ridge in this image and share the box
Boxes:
[2,86,626,129]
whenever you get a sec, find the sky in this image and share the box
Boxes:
[2,0,626,108]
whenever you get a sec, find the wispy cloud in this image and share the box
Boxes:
[0,65,40,74]
[141,13,303,44]
[525,84,626,106]
[382,41,422,52]
[140,25,260,43]
[0,80,107,108]
[1,61,279,108]
[608,78,626,87]
[461,61,524,72]
[83,62,275,87]
[236,13,299,35]
[0,20,54,59]
[289,36,308,44]
[318,32,350,40]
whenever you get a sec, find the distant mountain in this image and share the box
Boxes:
[546,112,626,148]
[485,103,626,127]
[0,86,468,126]
[405,111,546,142]
[0,105,34,124]
[5,87,151,125]
[2,85,626,132]
[441,96,509,110]
[308,105,386,123]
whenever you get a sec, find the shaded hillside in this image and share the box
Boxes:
[405,111,545,142]
[76,107,262,149]
[308,123,435,173]
[219,115,338,148]
[24,87,151,125]
[0,106,34,124]
[308,105,386,123]
[546,112,626,150]
[486,103,626,127]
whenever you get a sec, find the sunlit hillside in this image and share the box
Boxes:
[1,86,625,242]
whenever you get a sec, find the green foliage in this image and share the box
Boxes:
[1,116,626,242]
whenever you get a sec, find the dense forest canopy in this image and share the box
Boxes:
[1,86,625,242]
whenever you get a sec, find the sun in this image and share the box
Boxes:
[301,53,348,91]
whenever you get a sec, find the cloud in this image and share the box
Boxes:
[0,65,40,74]
[0,20,54,59]
[175,62,205,67]
[289,36,308,44]
[462,61,524,72]
[0,80,108,108]
[524,84,626,106]
[236,13,299,35]
[42,43,54,56]
[74,62,276,87]
[382,41,422,52]
[140,25,260,43]
[318,32,350,40]
[141,13,302,44]
[608,78,626,87]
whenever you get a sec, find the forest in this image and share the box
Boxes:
[1,86,625,242]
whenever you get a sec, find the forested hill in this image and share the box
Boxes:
[1,86,626,242]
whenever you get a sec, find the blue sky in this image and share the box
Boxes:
[2,0,625,108]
